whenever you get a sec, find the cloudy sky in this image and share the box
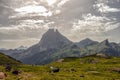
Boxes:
[0,0,120,49]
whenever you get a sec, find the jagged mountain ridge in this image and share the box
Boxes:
[55,39,120,59]
[75,38,98,48]
[19,29,120,64]
[39,29,72,49]
[82,39,120,56]
[18,29,73,64]
[1,29,120,65]
[16,46,28,50]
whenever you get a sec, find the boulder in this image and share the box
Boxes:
[0,72,7,79]
[50,66,60,73]
[5,65,12,71]
[12,70,20,75]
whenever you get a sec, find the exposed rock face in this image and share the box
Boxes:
[99,39,111,47]
[18,29,72,64]
[0,72,7,79]
[96,53,109,58]
[93,39,120,57]
[16,46,28,50]
[39,29,72,49]
[76,38,98,48]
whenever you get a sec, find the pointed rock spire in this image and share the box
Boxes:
[39,29,72,49]
[100,39,110,46]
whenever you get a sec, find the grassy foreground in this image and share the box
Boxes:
[0,56,120,80]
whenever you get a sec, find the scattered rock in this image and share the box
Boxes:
[0,72,7,79]
[111,67,120,73]
[57,59,64,62]
[71,68,76,72]
[87,71,100,75]
[66,70,70,72]
[12,70,20,75]
[5,65,12,72]
[50,66,60,73]
[52,68,60,73]
[80,75,85,77]
[89,59,100,64]
[96,53,109,58]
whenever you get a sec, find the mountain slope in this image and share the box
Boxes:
[0,52,21,65]
[82,39,120,56]
[75,38,98,48]
[54,39,120,59]
[19,29,72,64]
[1,29,120,65]
[0,49,24,59]
[16,46,28,50]
[119,43,120,46]
[39,29,72,49]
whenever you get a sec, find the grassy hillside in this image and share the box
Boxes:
[0,52,21,65]
[0,55,120,80]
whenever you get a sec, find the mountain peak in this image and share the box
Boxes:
[47,28,58,33]
[16,46,27,50]
[39,29,72,49]
[101,39,110,46]
[76,38,98,48]
[83,38,93,42]
[102,39,109,45]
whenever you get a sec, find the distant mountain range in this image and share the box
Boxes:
[0,48,7,50]
[16,46,28,50]
[0,29,120,65]
[75,38,98,48]
[0,46,27,59]
[18,29,72,64]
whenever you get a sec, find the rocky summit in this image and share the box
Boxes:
[17,29,72,64]
[39,29,72,49]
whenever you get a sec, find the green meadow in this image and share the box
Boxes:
[0,56,120,80]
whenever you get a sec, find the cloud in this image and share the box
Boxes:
[14,5,53,17]
[94,2,120,13]
[0,2,14,26]
[72,13,117,33]
[40,0,57,6]
[15,5,47,13]
[0,0,120,48]
[0,38,39,49]
[57,0,70,7]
